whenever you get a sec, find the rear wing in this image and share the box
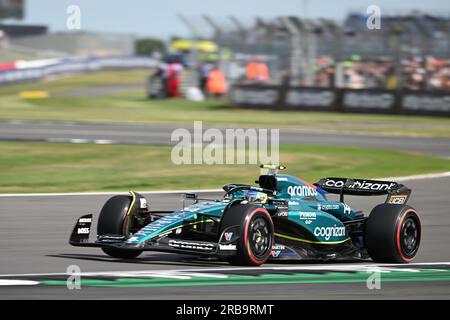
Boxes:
[314,177,411,204]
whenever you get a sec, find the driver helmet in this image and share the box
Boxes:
[246,190,268,204]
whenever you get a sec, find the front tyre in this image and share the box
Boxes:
[220,204,274,266]
[97,195,143,259]
[364,204,421,263]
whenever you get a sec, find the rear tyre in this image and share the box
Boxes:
[220,204,274,266]
[97,195,143,259]
[364,204,421,263]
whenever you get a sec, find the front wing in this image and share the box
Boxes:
[69,214,238,257]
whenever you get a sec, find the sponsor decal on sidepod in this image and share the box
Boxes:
[314,225,346,240]
[318,204,339,211]
[287,186,318,197]
[299,212,316,225]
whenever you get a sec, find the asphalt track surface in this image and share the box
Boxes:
[1,119,449,299]
[0,175,449,299]
[1,120,450,157]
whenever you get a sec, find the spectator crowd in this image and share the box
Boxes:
[313,56,449,91]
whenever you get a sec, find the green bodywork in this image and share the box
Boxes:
[126,174,356,247]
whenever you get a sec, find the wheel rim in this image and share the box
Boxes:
[400,217,419,257]
[249,217,271,258]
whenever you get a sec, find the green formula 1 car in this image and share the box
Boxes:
[70,165,421,265]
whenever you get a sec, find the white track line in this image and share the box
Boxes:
[379,171,450,182]
[1,171,449,198]
[1,261,450,278]
[0,189,223,198]
[0,280,40,286]
[46,138,115,144]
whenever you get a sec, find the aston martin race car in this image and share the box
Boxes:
[69,165,421,266]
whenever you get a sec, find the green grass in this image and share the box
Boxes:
[1,142,449,193]
[0,49,38,63]
[0,70,449,137]
[0,69,149,95]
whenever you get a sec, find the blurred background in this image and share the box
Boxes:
[0,0,448,93]
[0,0,449,193]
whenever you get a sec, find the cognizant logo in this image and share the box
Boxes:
[314,226,346,240]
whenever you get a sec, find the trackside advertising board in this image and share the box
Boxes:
[231,84,450,117]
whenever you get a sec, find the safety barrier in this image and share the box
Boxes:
[0,56,158,85]
[230,84,450,116]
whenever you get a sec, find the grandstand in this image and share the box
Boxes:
[197,13,449,90]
